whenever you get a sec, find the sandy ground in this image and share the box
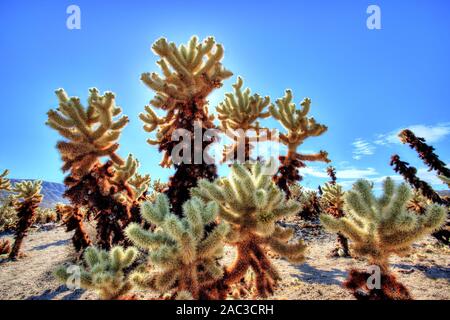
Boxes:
[0,221,448,300]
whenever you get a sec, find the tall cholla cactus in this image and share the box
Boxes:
[0,170,11,191]
[9,180,43,259]
[56,204,91,251]
[55,246,138,300]
[320,178,446,300]
[139,36,233,217]
[270,90,329,197]
[46,89,134,249]
[321,183,350,257]
[217,77,271,162]
[47,88,128,179]
[125,194,229,299]
[193,162,306,297]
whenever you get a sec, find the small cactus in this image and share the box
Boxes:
[126,194,229,299]
[320,178,446,299]
[55,246,138,300]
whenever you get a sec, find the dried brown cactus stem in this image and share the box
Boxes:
[64,161,133,249]
[160,102,218,217]
[57,204,91,251]
[9,198,40,259]
[344,268,411,300]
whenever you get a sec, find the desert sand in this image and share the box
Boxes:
[0,219,448,300]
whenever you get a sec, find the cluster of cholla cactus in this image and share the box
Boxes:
[9,180,43,259]
[320,178,446,299]
[193,162,306,297]
[391,129,449,244]
[217,77,272,162]
[290,184,321,220]
[139,36,233,216]
[46,89,148,249]
[46,36,449,301]
[270,90,329,197]
[55,246,138,300]
[125,194,229,299]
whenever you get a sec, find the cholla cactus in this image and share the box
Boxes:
[193,162,306,297]
[320,178,446,299]
[0,195,17,232]
[139,36,233,216]
[390,155,449,245]
[399,129,450,178]
[290,184,320,220]
[326,166,337,185]
[55,246,138,300]
[128,173,151,203]
[125,194,229,299]
[321,183,350,257]
[0,239,11,256]
[9,180,44,259]
[35,208,58,224]
[270,90,329,197]
[217,77,272,162]
[145,178,168,203]
[56,204,91,251]
[47,89,132,249]
[111,154,139,204]
[47,88,129,179]
[0,170,11,191]
[407,190,430,214]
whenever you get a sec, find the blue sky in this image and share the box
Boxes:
[0,0,449,191]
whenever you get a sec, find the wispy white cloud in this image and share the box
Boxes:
[416,167,447,187]
[374,123,450,146]
[300,166,378,179]
[352,138,375,160]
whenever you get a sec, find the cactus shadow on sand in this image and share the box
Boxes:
[292,262,347,286]
[26,285,85,300]
[393,263,450,281]
[31,239,70,251]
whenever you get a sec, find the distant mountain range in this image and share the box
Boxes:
[1,179,67,208]
[437,190,450,197]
